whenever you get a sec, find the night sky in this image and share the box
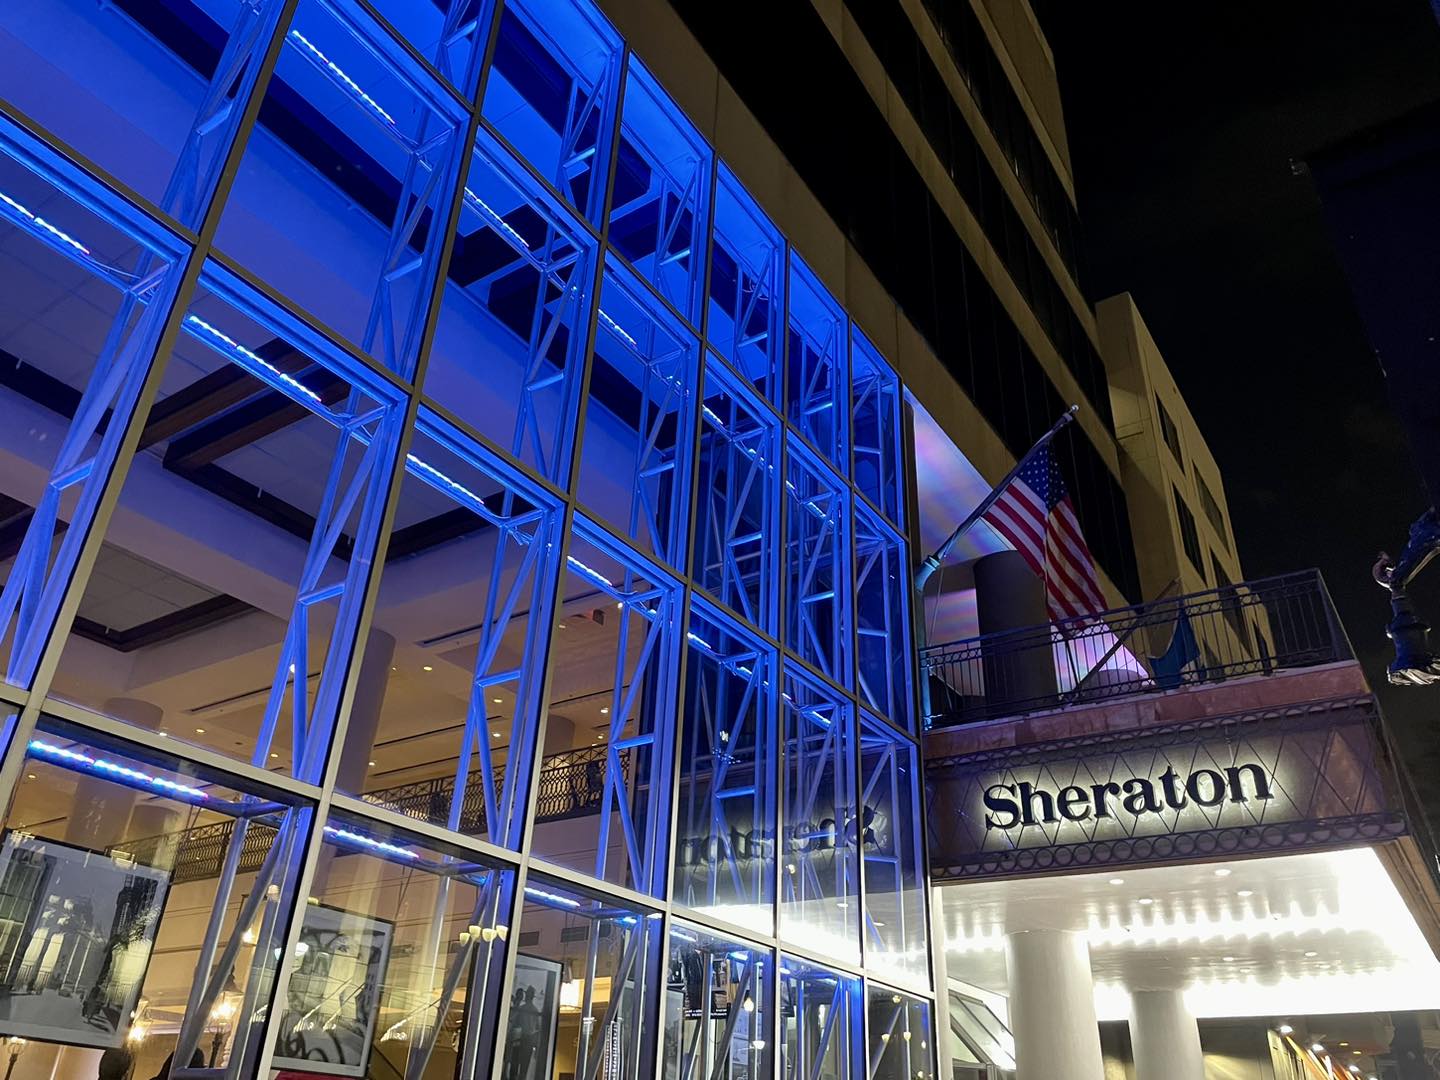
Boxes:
[1033,2,1440,813]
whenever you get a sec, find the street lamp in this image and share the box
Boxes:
[2,1037,25,1080]
[208,975,243,1067]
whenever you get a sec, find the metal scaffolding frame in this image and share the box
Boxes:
[0,0,939,1072]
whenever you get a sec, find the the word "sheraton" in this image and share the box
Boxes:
[982,764,1274,829]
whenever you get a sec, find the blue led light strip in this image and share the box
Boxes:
[288,29,397,128]
[322,824,419,859]
[524,885,582,908]
[184,315,325,405]
[28,740,208,800]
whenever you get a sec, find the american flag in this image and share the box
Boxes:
[982,447,1106,623]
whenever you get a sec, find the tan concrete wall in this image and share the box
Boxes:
[1098,293,1248,637]
[974,0,1075,185]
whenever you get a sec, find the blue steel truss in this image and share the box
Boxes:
[0,0,931,1073]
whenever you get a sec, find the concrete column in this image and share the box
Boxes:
[974,551,1056,708]
[1129,990,1204,1080]
[1005,930,1104,1080]
[333,629,396,793]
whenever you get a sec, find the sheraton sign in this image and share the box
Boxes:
[926,699,1403,879]
[983,764,1273,829]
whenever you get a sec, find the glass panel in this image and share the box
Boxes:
[692,359,779,634]
[948,993,1015,1071]
[780,671,857,964]
[786,256,847,470]
[707,164,783,406]
[0,0,279,227]
[49,261,406,780]
[609,59,711,322]
[673,601,776,930]
[577,263,699,570]
[0,119,186,689]
[866,989,934,1080]
[336,408,563,852]
[785,440,850,687]
[530,518,682,894]
[664,923,774,1080]
[853,505,911,726]
[780,957,861,1080]
[858,717,926,988]
[288,813,514,1077]
[215,0,468,376]
[502,875,662,1080]
[0,725,305,1078]
[850,329,902,526]
[368,0,489,97]
[481,0,622,224]
[427,128,597,484]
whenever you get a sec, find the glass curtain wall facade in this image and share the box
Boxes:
[0,0,933,1077]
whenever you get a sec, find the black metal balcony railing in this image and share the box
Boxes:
[115,743,627,886]
[923,570,1352,728]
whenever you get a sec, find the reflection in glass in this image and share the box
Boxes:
[427,128,598,483]
[49,263,406,781]
[708,165,783,405]
[858,717,927,988]
[215,0,469,376]
[780,957,861,1080]
[609,59,711,322]
[854,505,911,726]
[693,360,780,634]
[577,264,699,569]
[335,408,564,851]
[0,727,303,1078]
[786,441,850,686]
[501,875,661,1080]
[529,519,682,894]
[663,924,773,1080]
[866,988,933,1080]
[289,814,514,1077]
[0,119,186,689]
[850,330,903,527]
[673,602,776,929]
[780,671,858,964]
[787,256,847,470]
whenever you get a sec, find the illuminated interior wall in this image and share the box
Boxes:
[0,0,934,1077]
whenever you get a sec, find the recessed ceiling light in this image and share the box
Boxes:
[1311,1043,1325,1054]
[194,727,206,734]
[1237,889,1254,897]
[1304,950,1318,958]
[422,665,434,672]
[558,623,568,630]
[1277,1024,1294,1035]
[1109,878,1124,885]
[600,706,609,714]
[1352,1051,1362,1057]
[1138,897,1154,905]
[271,752,279,759]
[368,760,377,767]
[1222,955,1235,962]
[1214,868,1232,878]
[493,697,502,704]
[1348,1066,1361,1074]
[1340,1042,1349,1047]
[25,774,35,781]
[492,731,501,738]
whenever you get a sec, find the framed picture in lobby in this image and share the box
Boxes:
[503,954,562,1080]
[272,902,394,1077]
[0,831,171,1049]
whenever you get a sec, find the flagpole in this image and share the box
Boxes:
[914,405,1079,595]
[1063,577,1180,702]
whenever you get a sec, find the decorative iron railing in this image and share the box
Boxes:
[922,570,1351,728]
[115,743,628,885]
